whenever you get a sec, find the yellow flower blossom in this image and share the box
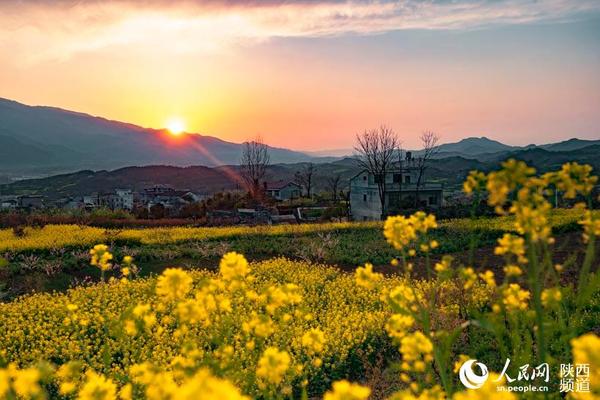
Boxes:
[386,314,415,341]
[459,267,477,290]
[478,270,496,288]
[569,333,600,398]
[399,331,434,372]
[355,263,383,289]
[554,162,597,199]
[384,212,437,251]
[9,364,42,399]
[541,287,562,307]
[579,210,600,243]
[495,234,527,264]
[503,265,522,277]
[324,380,371,400]
[389,283,422,313]
[177,369,250,400]
[0,369,9,399]
[302,328,326,354]
[453,354,471,374]
[119,383,132,400]
[463,170,487,195]
[453,372,516,400]
[77,371,117,400]
[90,244,113,272]
[155,268,193,301]
[434,255,453,275]
[502,283,530,311]
[256,347,291,386]
[219,252,249,281]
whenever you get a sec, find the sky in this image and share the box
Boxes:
[1,0,599,151]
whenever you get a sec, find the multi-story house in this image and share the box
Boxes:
[97,189,134,211]
[349,152,443,221]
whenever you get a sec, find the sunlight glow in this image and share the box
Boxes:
[166,118,186,135]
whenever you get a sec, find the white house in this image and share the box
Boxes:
[350,153,443,221]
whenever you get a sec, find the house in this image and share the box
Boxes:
[139,186,204,216]
[349,152,443,221]
[97,189,134,211]
[0,196,18,209]
[265,181,302,201]
[17,195,44,209]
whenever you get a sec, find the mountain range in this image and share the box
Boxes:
[2,97,599,177]
[0,97,318,174]
[0,97,599,197]
[3,145,600,201]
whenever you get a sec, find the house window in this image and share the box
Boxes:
[404,175,411,184]
[429,196,437,205]
[393,174,401,183]
[363,175,367,181]
[374,174,383,183]
[363,194,367,202]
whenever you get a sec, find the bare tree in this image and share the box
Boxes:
[354,125,400,219]
[396,144,404,204]
[326,173,342,202]
[240,136,270,199]
[414,130,440,207]
[294,163,315,198]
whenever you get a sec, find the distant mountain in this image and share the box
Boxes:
[427,136,600,162]
[0,166,240,201]
[541,138,600,152]
[434,136,517,156]
[1,97,598,180]
[0,97,315,172]
[3,145,599,201]
[305,148,354,158]
[0,159,363,201]
[498,145,600,171]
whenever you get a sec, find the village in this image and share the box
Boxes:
[0,148,448,225]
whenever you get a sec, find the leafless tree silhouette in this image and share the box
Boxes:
[295,163,315,198]
[240,136,270,199]
[355,125,400,219]
[326,173,342,202]
[414,130,440,207]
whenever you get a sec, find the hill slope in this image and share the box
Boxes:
[0,98,313,171]
[4,145,598,201]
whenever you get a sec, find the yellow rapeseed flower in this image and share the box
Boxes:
[386,314,415,341]
[155,268,193,301]
[399,331,434,372]
[219,252,249,281]
[453,372,516,399]
[541,287,562,307]
[77,371,117,400]
[503,265,522,278]
[324,380,371,400]
[355,263,383,290]
[502,283,530,311]
[90,244,113,272]
[302,328,326,354]
[570,333,600,398]
[256,347,291,386]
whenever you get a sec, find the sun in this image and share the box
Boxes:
[165,118,186,135]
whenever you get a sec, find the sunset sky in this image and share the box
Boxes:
[1,0,599,150]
